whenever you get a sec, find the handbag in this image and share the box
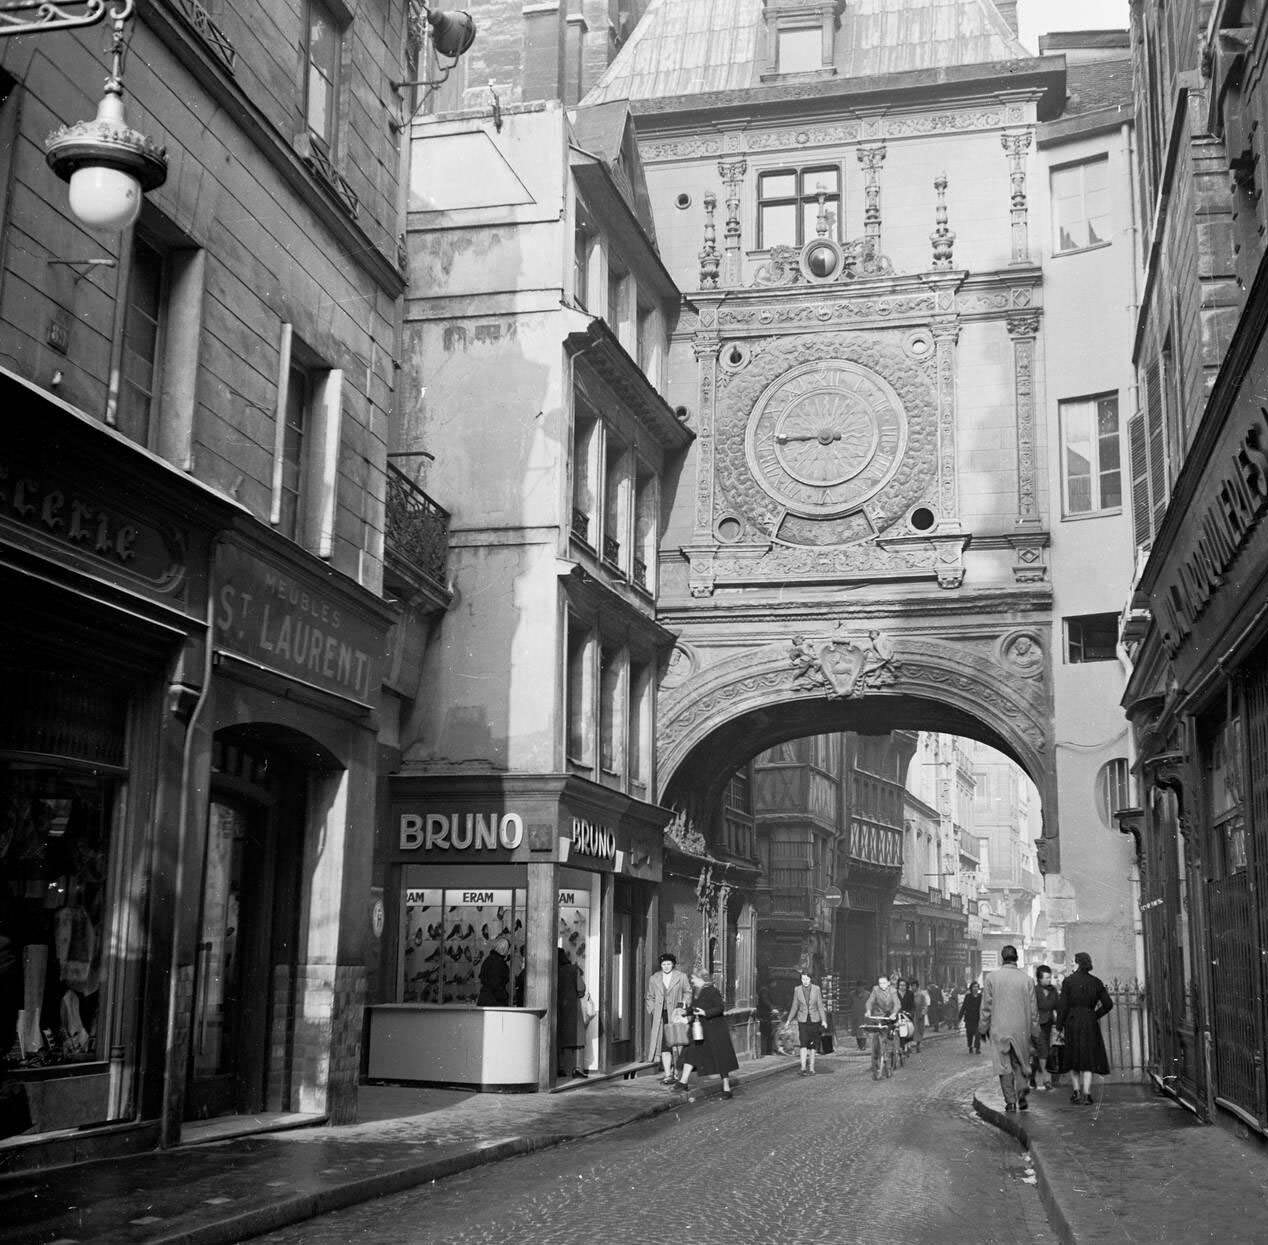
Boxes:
[580,991,597,1025]
[663,1006,690,1046]
[818,1032,835,1055]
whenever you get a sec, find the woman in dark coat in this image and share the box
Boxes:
[476,936,511,1006]
[672,967,739,1099]
[959,982,983,1053]
[555,948,586,1078]
[1056,951,1113,1104]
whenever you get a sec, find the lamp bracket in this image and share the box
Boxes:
[0,0,133,39]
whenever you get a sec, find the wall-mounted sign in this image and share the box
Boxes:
[399,812,525,852]
[1154,404,1268,660]
[214,541,382,702]
[569,817,616,862]
[558,889,591,908]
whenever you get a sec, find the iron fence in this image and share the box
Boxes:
[1100,978,1149,1082]
[385,462,450,591]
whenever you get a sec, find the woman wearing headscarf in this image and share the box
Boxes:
[671,966,739,1100]
[1056,951,1113,1105]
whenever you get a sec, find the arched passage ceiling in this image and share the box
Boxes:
[656,630,1057,869]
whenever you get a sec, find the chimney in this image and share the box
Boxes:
[995,1,1019,37]
[522,1,568,101]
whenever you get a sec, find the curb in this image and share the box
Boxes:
[971,1091,1076,1245]
[140,1059,802,1245]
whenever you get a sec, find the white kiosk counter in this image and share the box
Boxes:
[365,1005,545,1091]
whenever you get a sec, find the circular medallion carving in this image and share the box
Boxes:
[744,359,908,517]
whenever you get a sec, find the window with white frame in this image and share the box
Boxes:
[757,165,840,249]
[1051,156,1111,252]
[1095,758,1134,828]
[1060,392,1122,515]
[598,643,622,775]
[117,234,165,447]
[1065,613,1119,663]
[304,0,342,150]
[566,618,593,767]
[628,657,651,792]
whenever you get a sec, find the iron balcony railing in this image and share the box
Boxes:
[385,462,450,591]
[571,507,590,544]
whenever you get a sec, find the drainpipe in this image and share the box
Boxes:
[159,535,221,1147]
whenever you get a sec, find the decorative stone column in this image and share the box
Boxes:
[699,191,720,290]
[857,143,886,262]
[718,159,747,287]
[1001,128,1033,263]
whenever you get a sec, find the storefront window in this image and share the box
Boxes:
[399,887,527,1005]
[1,763,112,1074]
[1211,715,1247,876]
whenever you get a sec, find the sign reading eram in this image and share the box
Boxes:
[399,812,525,852]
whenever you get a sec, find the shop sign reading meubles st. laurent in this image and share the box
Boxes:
[213,541,382,702]
[1154,403,1268,662]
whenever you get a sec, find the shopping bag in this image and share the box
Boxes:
[818,1032,835,1055]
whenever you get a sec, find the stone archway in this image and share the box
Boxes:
[656,626,1057,868]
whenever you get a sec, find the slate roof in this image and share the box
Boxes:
[583,0,1033,106]
[1062,56,1133,117]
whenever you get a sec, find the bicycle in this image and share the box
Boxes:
[861,1018,900,1080]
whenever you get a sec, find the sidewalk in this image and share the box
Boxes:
[973,1080,1268,1243]
[0,1056,800,1245]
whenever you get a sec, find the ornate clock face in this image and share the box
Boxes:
[744,359,908,518]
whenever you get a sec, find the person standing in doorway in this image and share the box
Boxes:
[755,977,777,1056]
[556,947,586,1078]
[959,981,982,1053]
[785,968,828,1076]
[645,952,692,1085]
[1057,952,1113,1105]
[978,945,1040,1112]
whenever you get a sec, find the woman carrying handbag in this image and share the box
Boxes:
[671,966,739,1099]
[786,969,828,1076]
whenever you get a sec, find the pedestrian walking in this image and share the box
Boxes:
[944,984,961,1032]
[959,981,982,1052]
[1031,964,1059,1091]
[785,968,828,1076]
[897,978,915,1056]
[1057,951,1113,1105]
[672,966,739,1099]
[978,945,1041,1112]
[556,948,587,1078]
[755,977,777,1056]
[927,981,943,1032]
[645,952,693,1085]
[849,982,870,1050]
[912,979,929,1051]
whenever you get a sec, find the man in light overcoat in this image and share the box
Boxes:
[978,944,1041,1110]
[645,952,692,1083]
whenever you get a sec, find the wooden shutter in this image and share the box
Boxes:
[1128,406,1151,547]
[1145,356,1167,530]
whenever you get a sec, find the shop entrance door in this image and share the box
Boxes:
[186,746,303,1120]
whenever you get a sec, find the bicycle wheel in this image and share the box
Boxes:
[882,1049,892,1078]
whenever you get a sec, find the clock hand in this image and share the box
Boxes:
[776,431,843,444]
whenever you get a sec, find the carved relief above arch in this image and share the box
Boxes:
[656,630,1057,860]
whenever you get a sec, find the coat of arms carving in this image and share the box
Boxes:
[788,629,899,698]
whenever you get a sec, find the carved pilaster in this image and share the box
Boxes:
[692,328,719,532]
[1007,311,1041,524]
[1006,528,1049,583]
[718,159,747,287]
[1001,129,1033,263]
[699,191,720,290]
[857,143,887,262]
[930,314,962,527]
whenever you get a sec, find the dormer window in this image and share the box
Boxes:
[761,0,842,80]
[778,26,821,73]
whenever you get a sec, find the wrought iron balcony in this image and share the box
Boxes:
[633,556,647,589]
[571,507,591,544]
[385,462,449,596]
[603,534,620,566]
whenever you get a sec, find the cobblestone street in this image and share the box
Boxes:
[252,1040,1056,1245]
